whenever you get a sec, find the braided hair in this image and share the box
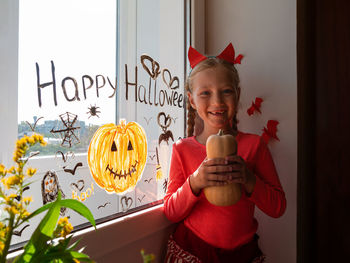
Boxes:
[185,58,241,137]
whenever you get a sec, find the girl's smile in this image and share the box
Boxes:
[188,65,237,135]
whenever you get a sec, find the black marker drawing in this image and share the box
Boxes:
[148,154,156,161]
[162,69,179,90]
[25,116,43,132]
[98,202,111,210]
[56,151,75,162]
[15,185,31,201]
[28,151,40,159]
[50,112,80,148]
[13,224,30,237]
[157,112,174,145]
[64,162,83,175]
[87,104,101,118]
[36,61,57,107]
[41,170,66,215]
[140,55,161,80]
[138,194,146,203]
[55,151,75,168]
[124,61,184,108]
[70,180,85,192]
[62,77,80,102]
[121,196,133,212]
[163,178,168,194]
[144,116,152,125]
[21,151,40,162]
[144,178,153,183]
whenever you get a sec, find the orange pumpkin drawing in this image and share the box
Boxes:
[88,119,147,194]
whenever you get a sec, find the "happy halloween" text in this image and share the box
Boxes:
[36,60,184,108]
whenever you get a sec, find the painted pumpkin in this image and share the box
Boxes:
[88,119,147,194]
[204,129,241,206]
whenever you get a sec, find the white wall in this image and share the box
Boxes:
[0,0,19,167]
[205,0,297,262]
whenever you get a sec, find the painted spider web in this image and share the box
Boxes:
[50,112,80,148]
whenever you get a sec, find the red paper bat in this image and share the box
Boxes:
[247,97,263,116]
[261,120,280,144]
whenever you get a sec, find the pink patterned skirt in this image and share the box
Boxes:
[164,223,265,263]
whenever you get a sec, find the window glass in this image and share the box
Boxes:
[18,0,117,155]
[11,0,185,248]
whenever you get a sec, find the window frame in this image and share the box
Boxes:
[1,0,191,255]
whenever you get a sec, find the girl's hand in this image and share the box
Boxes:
[225,155,256,195]
[189,158,235,196]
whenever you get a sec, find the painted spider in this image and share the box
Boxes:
[87,104,101,118]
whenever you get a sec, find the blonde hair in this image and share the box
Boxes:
[185,58,241,137]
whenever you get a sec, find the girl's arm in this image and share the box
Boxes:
[247,137,287,218]
[163,144,201,222]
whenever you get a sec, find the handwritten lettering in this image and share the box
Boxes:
[35,57,183,108]
[36,61,117,107]
[72,182,94,202]
[124,65,184,108]
[36,61,57,107]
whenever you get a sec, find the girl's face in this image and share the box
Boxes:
[188,65,238,134]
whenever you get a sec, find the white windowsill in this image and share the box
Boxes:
[7,204,174,261]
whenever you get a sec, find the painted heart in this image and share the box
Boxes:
[157,112,172,129]
[70,179,85,192]
[162,69,179,90]
[121,196,133,211]
[140,55,160,79]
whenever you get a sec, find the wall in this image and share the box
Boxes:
[0,0,19,167]
[205,0,297,262]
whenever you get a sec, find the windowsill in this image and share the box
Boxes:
[7,204,174,261]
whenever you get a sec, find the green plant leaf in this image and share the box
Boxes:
[15,192,62,262]
[21,202,54,222]
[69,250,94,262]
[60,235,74,251]
[46,236,73,254]
[13,194,96,262]
[59,199,96,229]
[67,239,81,251]
[36,249,94,263]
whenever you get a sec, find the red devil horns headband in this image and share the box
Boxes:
[188,43,243,69]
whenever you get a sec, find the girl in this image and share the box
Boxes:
[163,43,286,263]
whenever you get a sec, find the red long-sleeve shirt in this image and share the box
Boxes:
[163,131,286,250]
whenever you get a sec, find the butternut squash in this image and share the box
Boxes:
[204,130,241,206]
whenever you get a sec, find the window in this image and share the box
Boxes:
[18,0,117,155]
[1,0,186,250]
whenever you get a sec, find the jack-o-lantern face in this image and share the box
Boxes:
[88,119,147,194]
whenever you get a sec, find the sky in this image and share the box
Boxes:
[18,0,117,126]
